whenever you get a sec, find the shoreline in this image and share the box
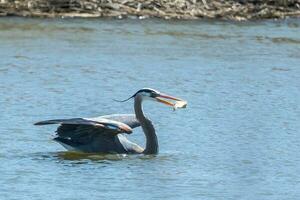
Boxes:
[0,0,300,21]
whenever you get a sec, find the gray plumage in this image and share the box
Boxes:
[35,114,143,153]
[93,114,140,129]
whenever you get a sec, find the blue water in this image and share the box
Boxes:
[0,17,300,199]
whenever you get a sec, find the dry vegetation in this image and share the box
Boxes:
[0,0,300,20]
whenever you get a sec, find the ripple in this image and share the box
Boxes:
[255,35,300,45]
[144,30,237,40]
[1,17,300,200]
[271,37,300,44]
[0,23,95,33]
[271,67,291,72]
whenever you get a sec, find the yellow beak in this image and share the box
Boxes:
[155,93,187,109]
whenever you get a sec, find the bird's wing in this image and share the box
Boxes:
[34,117,133,134]
[92,114,140,129]
[34,117,138,153]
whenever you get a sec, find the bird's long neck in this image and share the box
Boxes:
[134,95,158,154]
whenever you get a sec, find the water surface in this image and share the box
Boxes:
[0,17,300,200]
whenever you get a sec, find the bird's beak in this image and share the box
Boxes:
[155,93,187,109]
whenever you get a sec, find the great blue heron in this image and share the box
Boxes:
[34,88,187,154]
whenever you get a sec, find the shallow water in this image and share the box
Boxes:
[0,17,300,200]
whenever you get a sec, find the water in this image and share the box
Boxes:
[0,17,300,200]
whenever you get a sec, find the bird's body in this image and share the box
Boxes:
[35,88,186,155]
[36,114,144,154]
[54,131,143,154]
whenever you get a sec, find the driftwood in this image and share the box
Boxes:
[0,0,299,20]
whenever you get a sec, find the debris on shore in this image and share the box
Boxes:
[0,0,300,20]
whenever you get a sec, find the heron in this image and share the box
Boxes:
[34,88,187,154]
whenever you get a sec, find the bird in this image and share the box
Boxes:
[34,88,187,154]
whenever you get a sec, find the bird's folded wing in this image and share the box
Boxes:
[34,117,133,134]
[93,114,140,129]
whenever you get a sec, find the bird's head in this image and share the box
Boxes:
[115,88,187,110]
